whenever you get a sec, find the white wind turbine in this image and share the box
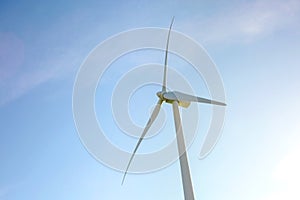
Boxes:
[122,18,226,200]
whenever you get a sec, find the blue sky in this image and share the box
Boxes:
[1,0,300,199]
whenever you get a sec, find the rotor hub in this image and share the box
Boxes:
[156,91,165,100]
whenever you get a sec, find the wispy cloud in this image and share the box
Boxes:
[0,43,80,106]
[0,7,96,106]
[0,13,86,107]
[181,0,300,44]
[1,67,58,106]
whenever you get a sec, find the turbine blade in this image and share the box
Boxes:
[122,99,163,185]
[162,17,175,92]
[164,91,226,106]
[172,101,195,200]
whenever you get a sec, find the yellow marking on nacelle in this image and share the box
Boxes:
[165,99,190,108]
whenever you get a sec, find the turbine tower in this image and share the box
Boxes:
[122,17,226,200]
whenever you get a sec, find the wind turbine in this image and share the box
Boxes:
[122,17,226,200]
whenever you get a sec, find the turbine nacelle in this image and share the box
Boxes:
[156,91,191,108]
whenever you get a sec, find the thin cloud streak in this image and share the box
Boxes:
[181,0,300,44]
[0,68,58,106]
[0,50,80,106]
[0,8,96,107]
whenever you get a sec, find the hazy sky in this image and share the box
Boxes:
[1,0,300,199]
